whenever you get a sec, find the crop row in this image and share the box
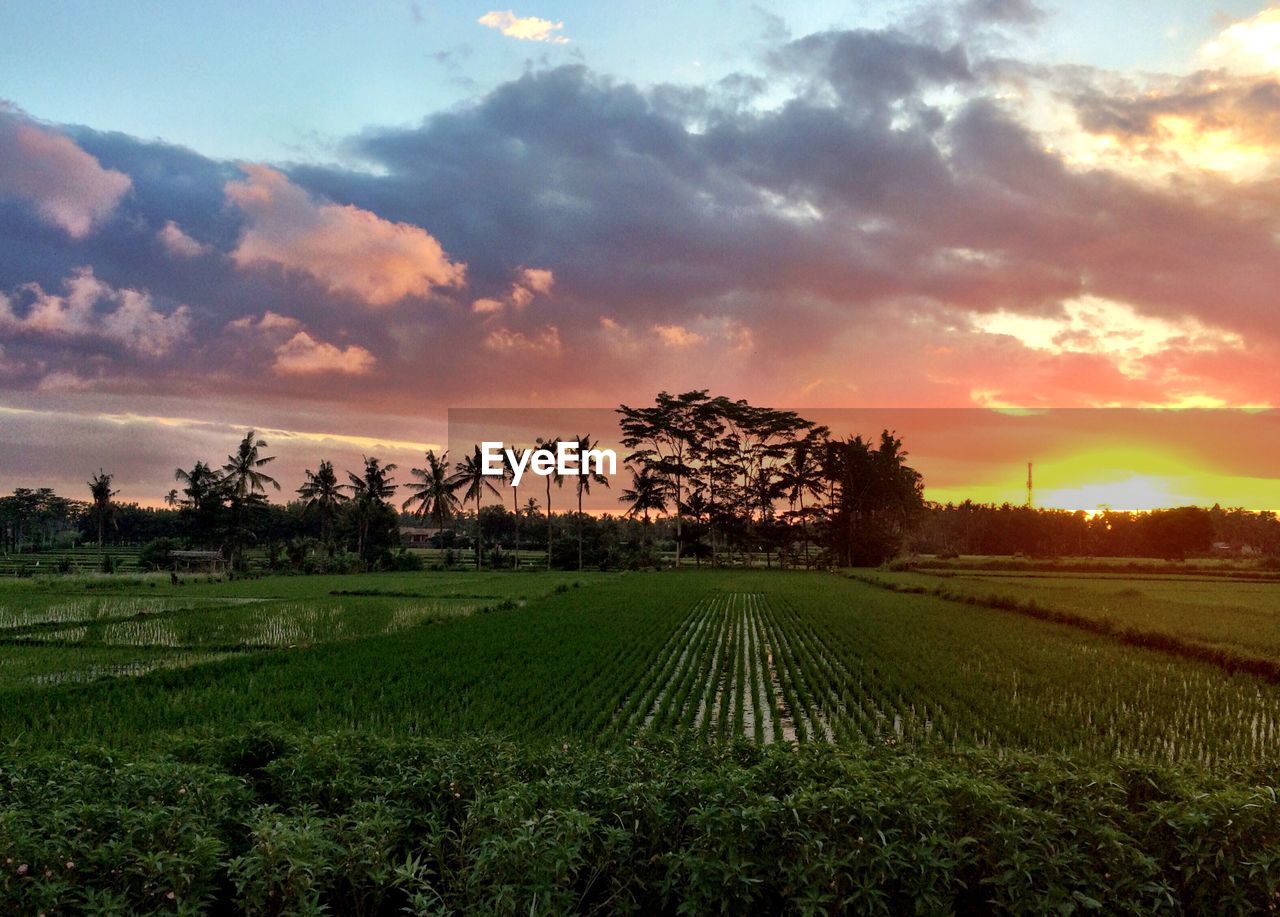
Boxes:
[3,572,1280,768]
[598,577,1280,768]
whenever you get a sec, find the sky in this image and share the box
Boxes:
[1,0,1279,509]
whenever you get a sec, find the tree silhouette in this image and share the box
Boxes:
[297,460,348,551]
[535,436,564,571]
[620,467,667,549]
[222,432,279,565]
[174,461,227,547]
[824,431,923,566]
[780,437,826,567]
[449,446,501,569]
[618,391,708,566]
[401,450,461,537]
[87,469,118,547]
[222,431,280,499]
[571,433,610,571]
[500,446,527,570]
[346,456,397,564]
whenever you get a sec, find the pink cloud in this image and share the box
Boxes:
[157,220,210,258]
[471,297,506,314]
[518,267,555,294]
[225,165,466,306]
[653,323,705,347]
[474,266,555,312]
[226,310,302,334]
[0,267,190,357]
[273,330,376,375]
[0,106,131,238]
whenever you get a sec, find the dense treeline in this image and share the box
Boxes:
[912,502,1275,560]
[4,391,1278,569]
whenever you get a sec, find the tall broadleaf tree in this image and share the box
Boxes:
[618,391,708,566]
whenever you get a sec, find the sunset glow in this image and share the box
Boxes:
[1,2,1279,507]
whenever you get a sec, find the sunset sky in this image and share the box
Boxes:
[1,1,1279,509]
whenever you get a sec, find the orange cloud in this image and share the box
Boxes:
[273,331,376,375]
[483,325,562,354]
[653,324,705,347]
[971,295,1244,380]
[226,165,465,306]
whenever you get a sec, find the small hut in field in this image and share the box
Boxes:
[171,550,227,573]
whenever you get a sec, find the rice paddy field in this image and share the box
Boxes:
[5,565,1280,912]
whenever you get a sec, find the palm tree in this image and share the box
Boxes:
[87,469,118,547]
[621,467,667,549]
[222,431,280,499]
[297,460,348,550]
[571,433,610,571]
[347,456,397,562]
[501,446,528,570]
[401,450,461,541]
[174,461,226,547]
[174,462,221,509]
[781,440,826,567]
[221,431,279,565]
[448,446,501,569]
[163,489,180,508]
[536,436,564,571]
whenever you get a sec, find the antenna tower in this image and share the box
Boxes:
[1026,461,1034,509]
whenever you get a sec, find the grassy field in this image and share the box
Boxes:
[4,566,1280,911]
[860,565,1280,689]
[2,568,1279,766]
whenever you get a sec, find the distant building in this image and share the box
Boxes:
[170,550,226,572]
[1211,542,1261,556]
[401,527,443,547]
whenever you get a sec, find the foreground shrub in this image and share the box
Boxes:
[1,731,1279,913]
